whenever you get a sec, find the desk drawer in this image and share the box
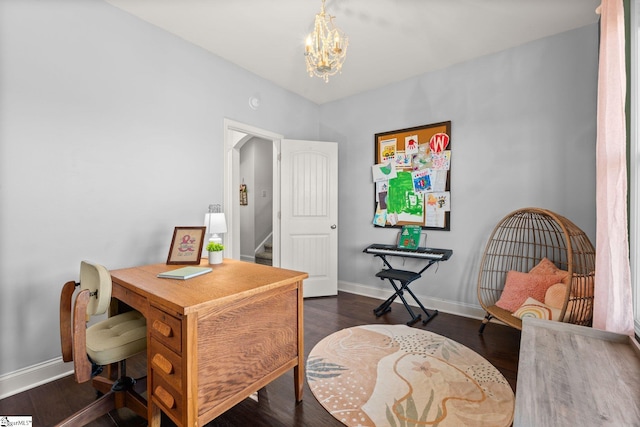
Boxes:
[111,284,147,315]
[150,337,182,393]
[149,305,182,353]
[152,370,183,423]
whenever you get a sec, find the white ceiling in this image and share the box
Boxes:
[105,0,601,105]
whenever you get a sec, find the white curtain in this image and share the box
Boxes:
[594,0,635,335]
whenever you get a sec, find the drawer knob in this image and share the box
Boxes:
[154,385,175,409]
[151,353,174,375]
[152,319,172,337]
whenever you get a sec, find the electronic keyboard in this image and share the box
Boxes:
[364,244,453,261]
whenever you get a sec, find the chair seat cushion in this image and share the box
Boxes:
[86,310,147,366]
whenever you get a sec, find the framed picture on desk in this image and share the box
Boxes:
[166,226,206,264]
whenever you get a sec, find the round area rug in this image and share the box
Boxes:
[306,324,514,427]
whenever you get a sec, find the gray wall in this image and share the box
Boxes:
[0,0,598,382]
[0,0,318,377]
[323,23,598,311]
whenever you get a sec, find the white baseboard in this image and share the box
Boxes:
[0,357,73,400]
[0,282,487,400]
[338,280,487,320]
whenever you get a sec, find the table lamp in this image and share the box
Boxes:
[204,204,227,245]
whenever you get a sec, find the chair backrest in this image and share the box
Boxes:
[79,261,112,318]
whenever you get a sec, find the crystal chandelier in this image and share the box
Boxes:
[304,0,349,83]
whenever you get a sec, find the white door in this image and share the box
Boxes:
[280,139,338,297]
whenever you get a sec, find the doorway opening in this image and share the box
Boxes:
[239,136,273,265]
[223,119,282,267]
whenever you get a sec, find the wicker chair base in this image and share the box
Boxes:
[481,305,523,331]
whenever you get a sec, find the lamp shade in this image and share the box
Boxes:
[204,212,227,235]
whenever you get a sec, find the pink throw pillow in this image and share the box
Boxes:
[528,257,558,275]
[529,257,569,284]
[495,270,564,312]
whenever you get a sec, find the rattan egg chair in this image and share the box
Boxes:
[477,207,596,333]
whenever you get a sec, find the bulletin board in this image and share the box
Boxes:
[372,121,451,230]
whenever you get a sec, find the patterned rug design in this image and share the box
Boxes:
[306,324,514,427]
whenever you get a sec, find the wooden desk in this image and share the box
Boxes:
[515,317,640,426]
[110,259,308,427]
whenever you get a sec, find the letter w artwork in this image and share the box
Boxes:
[429,132,450,154]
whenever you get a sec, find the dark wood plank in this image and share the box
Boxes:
[0,292,520,426]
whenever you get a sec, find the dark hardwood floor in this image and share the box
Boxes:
[0,292,521,426]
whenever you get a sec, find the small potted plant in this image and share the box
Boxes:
[206,241,224,265]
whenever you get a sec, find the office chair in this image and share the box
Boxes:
[57,261,147,426]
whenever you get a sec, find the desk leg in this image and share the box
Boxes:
[148,402,161,427]
[294,365,303,402]
[295,281,304,402]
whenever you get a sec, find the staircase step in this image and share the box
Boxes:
[264,243,272,252]
[255,251,273,266]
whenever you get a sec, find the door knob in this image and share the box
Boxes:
[331,224,337,229]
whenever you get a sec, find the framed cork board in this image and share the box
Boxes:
[373,121,451,230]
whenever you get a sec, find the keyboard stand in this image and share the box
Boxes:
[372,255,440,326]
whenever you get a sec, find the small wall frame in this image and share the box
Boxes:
[166,226,207,265]
[373,121,451,230]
